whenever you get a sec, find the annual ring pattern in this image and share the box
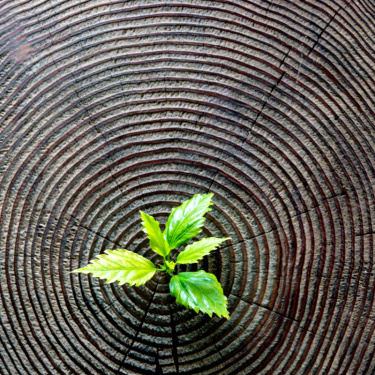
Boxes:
[0,1,375,374]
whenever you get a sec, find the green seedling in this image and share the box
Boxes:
[73,193,230,319]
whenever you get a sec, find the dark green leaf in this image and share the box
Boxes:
[164,193,213,250]
[169,270,229,319]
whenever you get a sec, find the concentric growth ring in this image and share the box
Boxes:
[1,1,375,374]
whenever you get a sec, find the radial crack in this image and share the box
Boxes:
[116,281,160,374]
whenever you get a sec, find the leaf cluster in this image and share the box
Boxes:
[73,193,230,319]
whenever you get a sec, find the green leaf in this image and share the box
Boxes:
[169,270,229,319]
[176,237,230,264]
[165,261,176,270]
[72,249,156,286]
[164,193,213,250]
[140,211,170,257]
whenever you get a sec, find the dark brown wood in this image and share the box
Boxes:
[1,0,375,374]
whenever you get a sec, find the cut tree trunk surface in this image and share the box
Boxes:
[0,1,375,374]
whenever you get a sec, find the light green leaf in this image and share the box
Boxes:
[176,237,230,264]
[169,270,229,319]
[164,193,213,250]
[140,211,170,257]
[72,249,156,286]
[165,261,176,270]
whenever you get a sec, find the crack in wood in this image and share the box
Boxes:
[116,281,160,374]
[308,1,351,56]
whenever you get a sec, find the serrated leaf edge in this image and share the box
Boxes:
[170,271,230,319]
[176,237,231,265]
[72,249,156,287]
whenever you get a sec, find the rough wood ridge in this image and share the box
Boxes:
[0,0,375,374]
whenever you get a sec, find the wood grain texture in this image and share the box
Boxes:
[0,0,375,374]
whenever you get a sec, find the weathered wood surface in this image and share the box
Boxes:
[1,0,375,374]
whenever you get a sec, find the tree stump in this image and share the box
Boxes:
[1,1,375,374]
